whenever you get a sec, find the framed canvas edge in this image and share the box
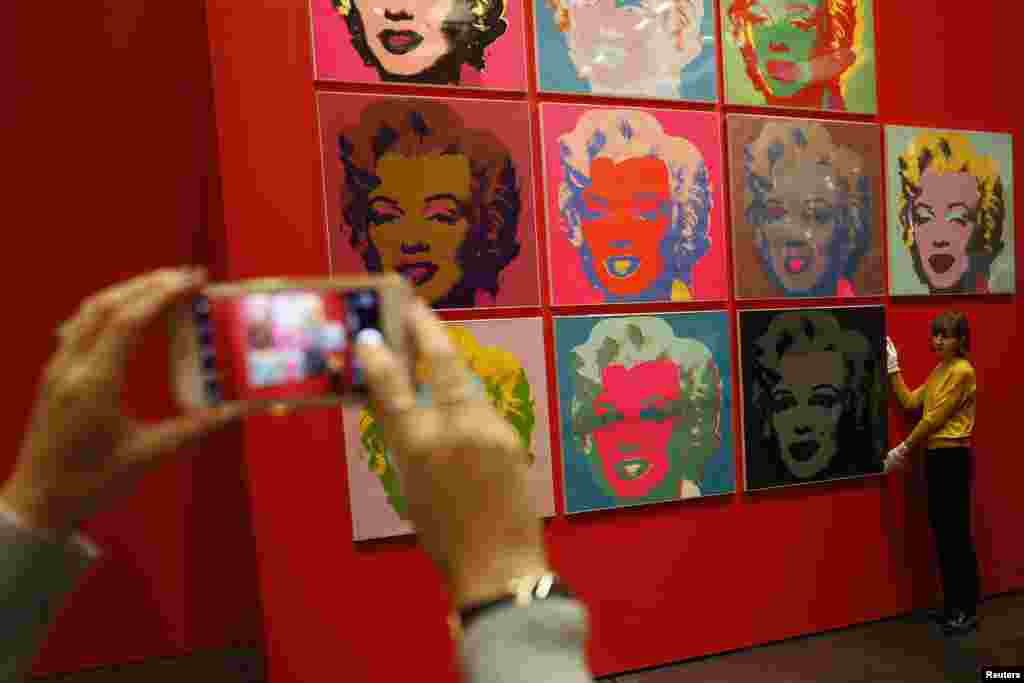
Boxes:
[743,468,886,494]
[308,0,323,82]
[563,487,737,516]
[314,92,337,274]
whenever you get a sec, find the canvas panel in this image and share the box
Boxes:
[311,0,528,90]
[540,103,728,306]
[343,317,555,540]
[886,126,1015,296]
[554,312,735,514]
[727,114,885,300]
[318,93,541,310]
[738,306,886,492]
[719,0,878,113]
[534,0,718,102]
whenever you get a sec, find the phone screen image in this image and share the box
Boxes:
[193,288,381,404]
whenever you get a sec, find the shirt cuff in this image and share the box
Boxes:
[0,499,100,565]
[460,598,592,683]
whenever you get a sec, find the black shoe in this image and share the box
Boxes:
[941,610,979,635]
[926,607,947,624]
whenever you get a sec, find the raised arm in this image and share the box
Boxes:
[890,371,924,411]
[887,337,924,411]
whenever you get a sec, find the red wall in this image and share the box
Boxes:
[5,0,262,674]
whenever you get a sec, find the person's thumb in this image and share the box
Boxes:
[354,335,417,434]
[125,404,250,467]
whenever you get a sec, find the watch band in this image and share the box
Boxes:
[455,573,573,634]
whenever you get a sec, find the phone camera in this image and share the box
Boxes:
[193,296,211,317]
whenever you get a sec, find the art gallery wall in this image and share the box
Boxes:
[7,0,1020,681]
[199,1,1024,679]
[201,0,1024,681]
[5,0,264,675]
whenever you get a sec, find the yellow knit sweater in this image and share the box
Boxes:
[894,358,976,450]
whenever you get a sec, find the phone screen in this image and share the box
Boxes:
[192,288,382,405]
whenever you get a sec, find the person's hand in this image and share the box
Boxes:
[884,442,909,472]
[886,336,901,375]
[0,268,248,536]
[355,300,548,609]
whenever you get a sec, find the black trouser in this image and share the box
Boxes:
[925,447,980,615]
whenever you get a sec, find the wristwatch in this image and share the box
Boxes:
[448,572,573,640]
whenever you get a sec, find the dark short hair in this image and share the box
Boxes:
[931,311,970,355]
[337,99,521,308]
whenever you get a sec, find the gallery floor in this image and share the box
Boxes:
[602,592,1024,683]
[31,592,1022,682]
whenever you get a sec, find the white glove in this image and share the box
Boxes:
[886,336,901,375]
[884,442,909,472]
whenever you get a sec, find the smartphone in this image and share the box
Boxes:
[170,274,410,410]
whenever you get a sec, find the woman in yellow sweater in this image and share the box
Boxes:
[886,311,980,635]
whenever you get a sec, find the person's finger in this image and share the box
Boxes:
[405,299,474,405]
[60,269,183,355]
[354,333,417,433]
[123,402,250,467]
[89,268,206,376]
[47,270,184,380]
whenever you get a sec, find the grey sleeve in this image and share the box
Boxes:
[460,599,594,683]
[0,518,96,683]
